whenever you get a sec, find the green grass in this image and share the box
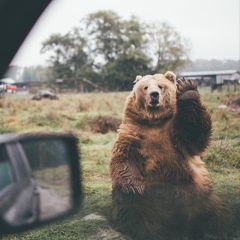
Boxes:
[0,89,240,239]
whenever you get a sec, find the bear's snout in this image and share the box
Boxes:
[149,91,160,107]
[150,91,159,101]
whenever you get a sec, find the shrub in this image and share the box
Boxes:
[90,115,121,134]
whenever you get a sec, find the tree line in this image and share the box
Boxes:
[40,10,190,91]
[5,11,240,92]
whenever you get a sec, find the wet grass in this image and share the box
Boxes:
[0,89,240,239]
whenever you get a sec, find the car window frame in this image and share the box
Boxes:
[0,0,52,78]
[0,144,16,196]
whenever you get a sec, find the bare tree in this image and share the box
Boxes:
[147,21,191,73]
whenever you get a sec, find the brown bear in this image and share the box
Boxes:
[109,72,231,240]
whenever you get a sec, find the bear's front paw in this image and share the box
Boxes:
[176,79,200,101]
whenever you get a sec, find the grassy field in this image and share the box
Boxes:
[0,87,240,240]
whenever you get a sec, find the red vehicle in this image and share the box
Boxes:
[7,84,17,93]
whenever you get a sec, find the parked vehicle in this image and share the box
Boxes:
[7,84,17,93]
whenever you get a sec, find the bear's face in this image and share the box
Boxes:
[125,72,177,123]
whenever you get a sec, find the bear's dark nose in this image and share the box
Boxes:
[150,91,159,100]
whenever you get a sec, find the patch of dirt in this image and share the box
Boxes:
[228,100,240,113]
[217,98,240,114]
[217,105,228,109]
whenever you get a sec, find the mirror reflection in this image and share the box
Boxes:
[20,139,71,221]
[0,138,72,229]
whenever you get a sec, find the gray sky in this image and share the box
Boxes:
[12,0,240,67]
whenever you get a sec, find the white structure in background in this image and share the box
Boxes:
[179,70,240,84]
[179,70,240,92]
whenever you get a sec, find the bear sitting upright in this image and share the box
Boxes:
[109,72,231,240]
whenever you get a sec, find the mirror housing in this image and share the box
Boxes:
[0,132,82,234]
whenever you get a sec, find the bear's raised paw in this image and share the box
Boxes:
[176,79,200,101]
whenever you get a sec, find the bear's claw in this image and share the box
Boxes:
[123,184,144,195]
[176,79,199,101]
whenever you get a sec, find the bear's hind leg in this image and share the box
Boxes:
[190,195,233,239]
[188,213,208,240]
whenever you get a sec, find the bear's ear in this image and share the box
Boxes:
[134,75,142,83]
[164,71,176,84]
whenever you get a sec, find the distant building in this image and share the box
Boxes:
[179,70,240,85]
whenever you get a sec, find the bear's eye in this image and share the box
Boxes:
[158,85,163,90]
[144,86,148,90]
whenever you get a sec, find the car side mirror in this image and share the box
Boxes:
[0,132,82,234]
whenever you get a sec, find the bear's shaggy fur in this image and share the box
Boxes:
[109,72,231,240]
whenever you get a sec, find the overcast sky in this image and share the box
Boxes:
[12,0,240,67]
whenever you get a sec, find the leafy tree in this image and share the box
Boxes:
[41,31,93,90]
[103,51,151,91]
[121,16,148,55]
[83,11,148,60]
[83,11,123,64]
[82,11,151,90]
[147,22,191,73]
[41,33,75,83]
